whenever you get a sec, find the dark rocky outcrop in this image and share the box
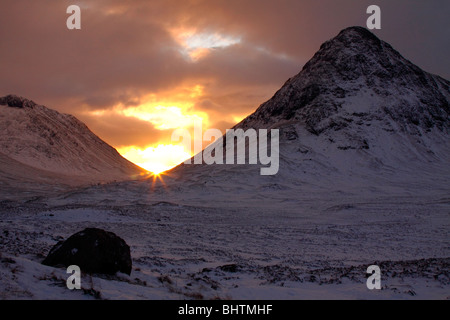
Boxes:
[0,94,36,108]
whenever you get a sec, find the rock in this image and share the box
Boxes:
[1,94,24,108]
[0,94,36,108]
[218,264,239,273]
[42,228,132,275]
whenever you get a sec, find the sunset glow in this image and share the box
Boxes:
[118,144,192,174]
[1,0,448,302]
[83,85,209,174]
[170,28,241,61]
[119,85,208,129]
[122,105,205,130]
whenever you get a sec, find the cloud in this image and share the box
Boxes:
[78,111,167,149]
[1,0,448,157]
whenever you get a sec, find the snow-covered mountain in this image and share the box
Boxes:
[235,26,449,159]
[238,26,449,135]
[154,26,450,207]
[0,95,146,198]
[1,26,449,300]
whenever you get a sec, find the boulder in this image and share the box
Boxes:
[42,228,132,275]
[2,95,24,108]
[0,94,36,108]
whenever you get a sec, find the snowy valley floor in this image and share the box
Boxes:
[0,192,449,300]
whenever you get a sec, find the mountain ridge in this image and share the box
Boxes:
[0,95,146,199]
[236,26,449,136]
[158,26,450,208]
[1,27,449,204]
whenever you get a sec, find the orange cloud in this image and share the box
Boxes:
[84,84,211,173]
[169,27,241,61]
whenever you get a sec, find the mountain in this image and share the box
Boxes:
[238,26,449,135]
[2,27,449,300]
[156,26,450,208]
[3,26,449,206]
[0,95,146,199]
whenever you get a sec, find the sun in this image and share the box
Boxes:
[144,163,170,175]
[118,144,191,175]
[144,163,171,176]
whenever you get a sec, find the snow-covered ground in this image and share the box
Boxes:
[1,186,448,299]
[0,27,448,300]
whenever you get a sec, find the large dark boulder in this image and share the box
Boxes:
[42,228,132,275]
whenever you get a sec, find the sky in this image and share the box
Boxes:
[1,0,449,173]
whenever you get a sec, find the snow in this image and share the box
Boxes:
[0,27,449,300]
[0,196,448,299]
[0,96,145,190]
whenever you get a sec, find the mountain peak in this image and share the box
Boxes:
[315,26,384,56]
[335,26,382,43]
[302,26,397,74]
[237,26,449,136]
[0,96,146,192]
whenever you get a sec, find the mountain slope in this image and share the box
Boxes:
[0,95,146,198]
[14,26,450,207]
[0,151,93,199]
[157,26,450,208]
[238,26,449,135]
[2,27,449,300]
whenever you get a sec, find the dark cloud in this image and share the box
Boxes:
[77,112,168,149]
[0,0,448,147]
